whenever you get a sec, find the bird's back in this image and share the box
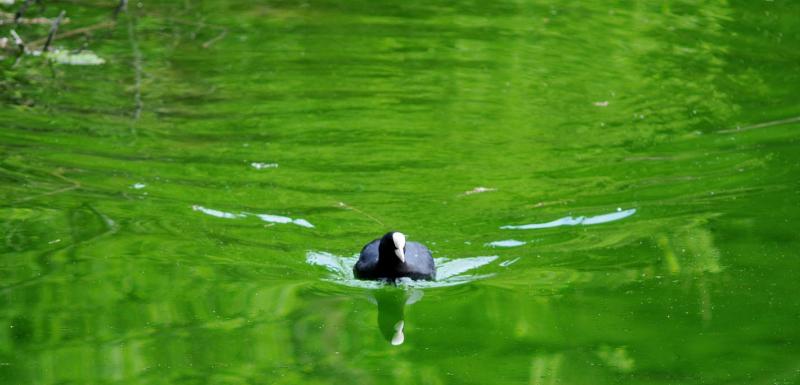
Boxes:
[399,242,435,280]
[354,240,435,281]
[354,239,381,279]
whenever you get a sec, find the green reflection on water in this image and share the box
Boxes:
[1,0,800,384]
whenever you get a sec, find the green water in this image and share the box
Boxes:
[2,1,800,384]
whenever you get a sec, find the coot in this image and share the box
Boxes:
[354,232,435,281]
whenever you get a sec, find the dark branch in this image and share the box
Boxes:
[43,10,66,52]
[14,0,36,24]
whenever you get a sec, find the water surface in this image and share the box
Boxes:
[1,1,800,384]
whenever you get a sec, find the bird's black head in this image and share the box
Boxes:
[378,231,406,264]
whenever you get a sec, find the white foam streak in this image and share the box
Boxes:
[486,240,526,248]
[192,205,244,219]
[306,251,498,289]
[501,208,636,230]
[193,205,314,228]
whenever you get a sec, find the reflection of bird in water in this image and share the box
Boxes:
[354,232,435,281]
[308,236,500,344]
[372,288,424,345]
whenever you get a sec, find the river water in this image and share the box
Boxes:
[1,1,799,384]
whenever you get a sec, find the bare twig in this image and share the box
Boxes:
[8,29,25,64]
[202,27,227,49]
[337,202,385,226]
[9,29,24,65]
[43,10,66,52]
[718,116,800,134]
[9,29,24,52]
[28,20,116,49]
[1,11,71,25]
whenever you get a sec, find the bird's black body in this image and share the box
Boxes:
[354,232,435,281]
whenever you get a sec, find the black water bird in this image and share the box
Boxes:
[354,232,435,281]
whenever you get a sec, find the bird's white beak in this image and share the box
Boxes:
[392,232,406,263]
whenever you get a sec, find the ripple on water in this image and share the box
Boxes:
[305,251,498,289]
